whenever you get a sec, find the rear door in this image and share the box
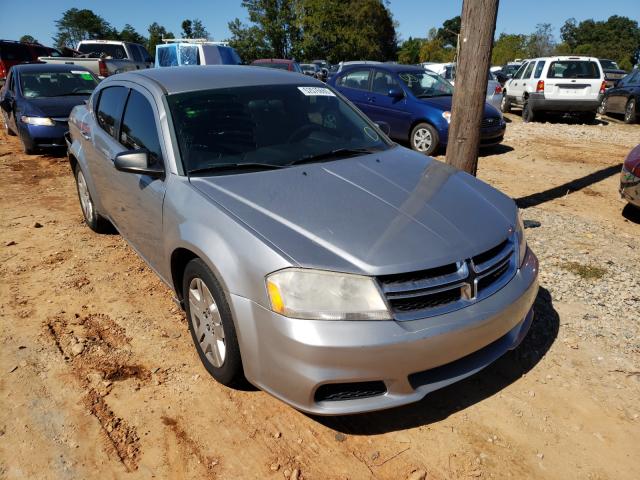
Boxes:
[544,59,602,102]
[367,69,411,138]
[507,62,529,102]
[334,68,372,114]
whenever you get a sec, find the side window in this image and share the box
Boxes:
[523,62,535,79]
[96,86,129,138]
[8,72,15,93]
[533,61,545,79]
[338,69,371,91]
[371,70,400,95]
[513,63,527,80]
[129,44,143,62]
[120,90,162,164]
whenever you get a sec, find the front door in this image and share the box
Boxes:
[367,69,411,139]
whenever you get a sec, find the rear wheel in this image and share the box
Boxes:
[522,101,536,123]
[410,123,439,156]
[597,97,608,116]
[183,258,244,387]
[624,98,637,124]
[3,113,16,136]
[74,165,111,233]
[500,94,512,113]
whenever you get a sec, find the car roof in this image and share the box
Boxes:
[115,65,320,94]
[10,63,92,73]
[251,58,295,64]
[341,63,424,73]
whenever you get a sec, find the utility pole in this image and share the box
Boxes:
[445,0,499,176]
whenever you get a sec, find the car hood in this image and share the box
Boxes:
[22,96,90,118]
[417,95,501,117]
[190,147,517,276]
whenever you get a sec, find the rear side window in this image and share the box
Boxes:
[179,45,200,65]
[96,86,129,137]
[533,61,545,79]
[129,44,143,62]
[78,43,127,60]
[119,90,162,163]
[547,61,601,79]
[0,42,32,61]
[522,62,535,79]
[157,45,178,67]
[138,45,152,63]
[338,69,371,90]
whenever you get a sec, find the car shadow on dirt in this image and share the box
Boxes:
[313,287,559,435]
[479,144,515,156]
[622,203,640,224]
[515,164,622,209]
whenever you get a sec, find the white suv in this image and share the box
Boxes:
[501,56,605,122]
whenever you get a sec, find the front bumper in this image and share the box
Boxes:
[528,93,600,113]
[620,166,640,207]
[230,248,539,415]
[18,121,69,148]
[479,122,506,147]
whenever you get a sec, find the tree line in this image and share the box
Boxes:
[20,4,639,69]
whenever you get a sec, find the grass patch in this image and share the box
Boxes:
[560,261,607,280]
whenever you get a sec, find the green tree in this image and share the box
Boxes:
[181,20,193,38]
[147,22,174,57]
[419,28,455,63]
[398,37,425,64]
[19,35,38,44]
[119,24,146,45]
[526,23,556,57]
[437,16,461,48]
[491,33,528,65]
[295,0,397,62]
[191,19,209,39]
[53,8,117,48]
[227,18,270,62]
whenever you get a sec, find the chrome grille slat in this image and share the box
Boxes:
[378,235,517,321]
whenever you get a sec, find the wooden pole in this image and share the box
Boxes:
[445,0,499,176]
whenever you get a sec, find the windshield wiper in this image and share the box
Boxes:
[287,147,378,166]
[188,162,286,176]
[58,92,93,96]
[417,93,452,98]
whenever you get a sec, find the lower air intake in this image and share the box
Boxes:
[314,381,386,402]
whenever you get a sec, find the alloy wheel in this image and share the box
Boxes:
[76,170,94,222]
[188,277,226,367]
[413,128,432,152]
[625,100,635,122]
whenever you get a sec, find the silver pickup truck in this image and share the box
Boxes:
[39,40,152,79]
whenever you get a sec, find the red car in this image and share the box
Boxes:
[620,144,640,209]
[250,58,303,74]
[0,40,61,85]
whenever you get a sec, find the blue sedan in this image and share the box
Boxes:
[0,63,98,154]
[328,64,506,155]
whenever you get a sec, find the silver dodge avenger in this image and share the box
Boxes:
[67,66,538,415]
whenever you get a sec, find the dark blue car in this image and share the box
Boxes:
[328,64,506,155]
[0,63,98,154]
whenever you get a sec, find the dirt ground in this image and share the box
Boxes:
[1,113,639,480]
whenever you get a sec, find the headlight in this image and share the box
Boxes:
[266,268,391,320]
[442,111,452,123]
[21,116,55,126]
[515,210,527,267]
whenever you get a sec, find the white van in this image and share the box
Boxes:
[501,56,605,122]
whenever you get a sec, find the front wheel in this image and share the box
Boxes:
[500,94,511,113]
[522,101,536,123]
[183,258,244,387]
[74,165,111,233]
[624,98,637,124]
[410,123,439,155]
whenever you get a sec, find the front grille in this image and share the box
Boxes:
[377,236,516,321]
[314,381,386,402]
[481,117,501,128]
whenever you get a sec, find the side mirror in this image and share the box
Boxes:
[0,98,11,112]
[375,121,391,136]
[388,87,403,99]
[114,149,163,178]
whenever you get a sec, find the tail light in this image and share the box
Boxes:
[599,81,606,94]
[494,84,503,94]
[98,60,108,77]
[0,63,5,81]
[536,80,544,93]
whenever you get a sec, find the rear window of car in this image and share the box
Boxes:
[0,42,32,61]
[338,69,371,90]
[78,43,127,60]
[547,61,601,79]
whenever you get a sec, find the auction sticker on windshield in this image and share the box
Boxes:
[298,86,335,96]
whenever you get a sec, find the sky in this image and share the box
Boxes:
[0,0,638,47]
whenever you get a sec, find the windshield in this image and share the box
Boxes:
[599,59,619,70]
[20,70,98,98]
[547,61,601,79]
[78,43,127,59]
[398,71,453,98]
[168,84,390,175]
[503,64,521,76]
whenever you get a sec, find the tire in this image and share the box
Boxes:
[597,97,608,116]
[581,111,597,124]
[522,101,536,123]
[19,132,36,154]
[3,113,16,136]
[500,94,512,113]
[183,258,244,387]
[74,165,111,233]
[410,122,439,155]
[624,98,637,124]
